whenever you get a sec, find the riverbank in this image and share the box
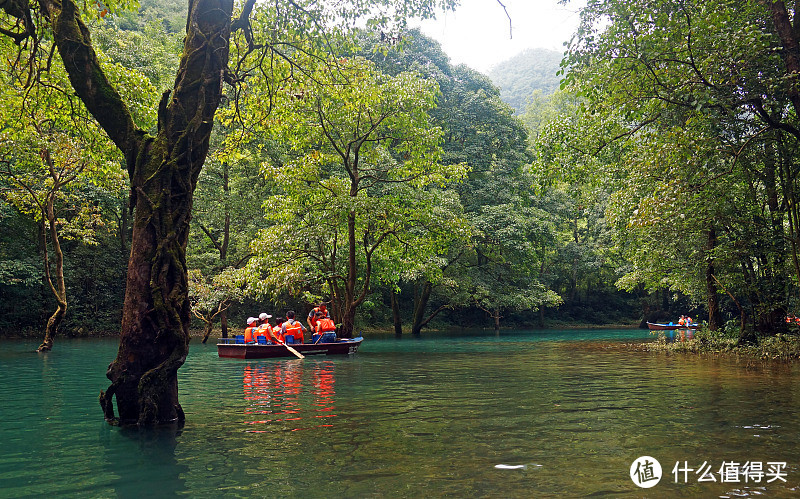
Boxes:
[629,330,800,361]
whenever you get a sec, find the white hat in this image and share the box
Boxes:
[247,317,257,325]
[258,312,272,320]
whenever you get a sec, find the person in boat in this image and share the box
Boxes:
[312,311,337,343]
[678,315,687,327]
[272,317,286,343]
[307,302,330,332]
[256,312,273,343]
[281,310,307,344]
[244,317,258,343]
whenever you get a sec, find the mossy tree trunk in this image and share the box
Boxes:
[27,0,237,426]
[100,0,234,426]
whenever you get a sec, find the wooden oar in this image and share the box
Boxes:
[279,340,305,359]
[314,330,335,344]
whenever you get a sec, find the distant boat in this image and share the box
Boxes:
[218,336,363,359]
[647,322,698,331]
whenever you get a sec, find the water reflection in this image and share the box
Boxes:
[242,361,338,431]
[4,334,800,497]
[101,425,189,498]
[663,328,695,342]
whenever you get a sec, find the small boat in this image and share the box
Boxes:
[647,322,698,331]
[217,336,364,359]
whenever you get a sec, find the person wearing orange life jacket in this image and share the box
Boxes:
[243,317,258,343]
[307,302,330,332]
[312,312,337,343]
[271,317,285,343]
[256,312,273,343]
[315,314,336,334]
[280,310,307,344]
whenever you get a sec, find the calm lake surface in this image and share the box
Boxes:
[1,329,798,498]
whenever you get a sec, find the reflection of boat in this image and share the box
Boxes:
[218,337,364,359]
[242,362,338,430]
[647,322,698,331]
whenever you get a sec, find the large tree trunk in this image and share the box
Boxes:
[95,0,233,426]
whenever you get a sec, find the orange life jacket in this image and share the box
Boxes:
[272,324,284,342]
[284,320,304,343]
[309,307,329,328]
[254,323,271,342]
[316,317,336,333]
[244,326,257,343]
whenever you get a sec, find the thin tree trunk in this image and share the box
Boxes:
[220,310,229,338]
[340,304,356,339]
[339,210,358,339]
[705,228,722,331]
[391,289,402,336]
[411,281,432,335]
[201,320,214,344]
[38,198,67,353]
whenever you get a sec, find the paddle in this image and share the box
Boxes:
[279,340,305,359]
[313,330,335,344]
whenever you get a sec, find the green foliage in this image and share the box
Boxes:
[552,0,799,331]
[244,54,467,307]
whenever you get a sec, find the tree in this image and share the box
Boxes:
[0,0,459,425]
[246,54,467,337]
[188,268,243,343]
[359,31,561,332]
[0,37,130,351]
[562,0,800,339]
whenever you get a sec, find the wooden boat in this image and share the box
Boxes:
[217,336,364,359]
[647,322,698,331]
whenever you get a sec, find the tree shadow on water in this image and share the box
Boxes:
[99,423,189,497]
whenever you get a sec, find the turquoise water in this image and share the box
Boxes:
[0,329,798,497]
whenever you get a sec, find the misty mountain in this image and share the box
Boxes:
[488,48,564,113]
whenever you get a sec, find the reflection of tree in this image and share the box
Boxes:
[242,362,337,432]
[101,426,189,498]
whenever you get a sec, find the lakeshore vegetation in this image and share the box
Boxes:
[1,0,799,424]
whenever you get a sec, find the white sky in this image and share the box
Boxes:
[416,0,585,74]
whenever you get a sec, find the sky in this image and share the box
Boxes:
[416,0,585,74]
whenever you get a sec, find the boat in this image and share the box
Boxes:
[647,322,698,331]
[217,336,364,359]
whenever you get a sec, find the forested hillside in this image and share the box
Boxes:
[488,48,563,113]
[2,0,795,357]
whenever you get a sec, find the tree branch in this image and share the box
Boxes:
[39,0,144,158]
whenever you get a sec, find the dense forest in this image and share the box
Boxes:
[1,0,799,424]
